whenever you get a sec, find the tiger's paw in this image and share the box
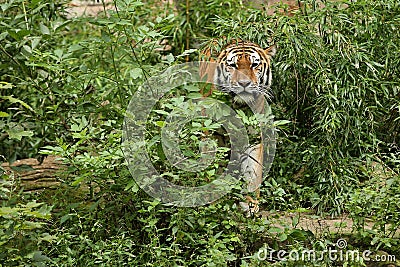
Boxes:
[239,196,260,218]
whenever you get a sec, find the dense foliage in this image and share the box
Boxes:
[0,0,399,265]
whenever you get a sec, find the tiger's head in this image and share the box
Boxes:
[214,41,277,104]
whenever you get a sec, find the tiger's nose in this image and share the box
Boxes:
[238,80,251,88]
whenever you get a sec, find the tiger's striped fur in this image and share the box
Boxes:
[201,40,276,217]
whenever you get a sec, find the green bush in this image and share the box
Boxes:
[347,163,400,250]
[0,169,54,266]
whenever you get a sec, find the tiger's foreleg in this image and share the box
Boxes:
[238,142,263,217]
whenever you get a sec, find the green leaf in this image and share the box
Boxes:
[124,180,139,192]
[39,233,57,243]
[8,29,30,41]
[21,221,44,230]
[30,251,51,262]
[23,45,32,54]
[39,23,50,35]
[68,44,83,53]
[0,82,12,89]
[54,49,63,59]
[26,201,43,208]
[0,111,9,117]
[7,129,34,141]
[60,214,71,224]
[185,84,200,92]
[273,120,291,126]
[1,95,34,112]
[71,176,85,186]
[278,233,288,242]
[155,121,165,127]
[0,207,19,216]
[292,215,299,227]
[230,236,240,242]
[289,229,308,241]
[101,30,112,42]
[130,68,143,79]
[172,226,178,235]
[165,53,174,64]
[268,226,284,234]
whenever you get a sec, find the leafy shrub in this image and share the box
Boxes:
[347,163,400,250]
[0,169,54,266]
[0,0,70,160]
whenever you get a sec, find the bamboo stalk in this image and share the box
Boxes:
[185,0,190,62]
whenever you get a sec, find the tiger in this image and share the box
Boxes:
[200,40,277,217]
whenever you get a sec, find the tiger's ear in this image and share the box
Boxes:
[264,44,277,57]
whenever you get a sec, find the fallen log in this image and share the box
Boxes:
[1,156,63,192]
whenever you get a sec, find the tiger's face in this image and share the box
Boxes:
[215,41,276,104]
